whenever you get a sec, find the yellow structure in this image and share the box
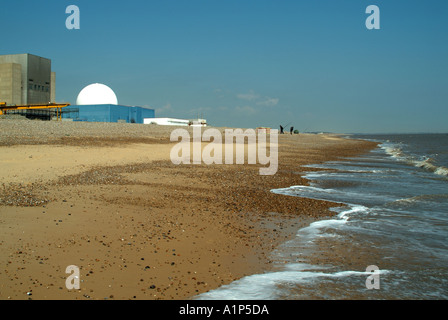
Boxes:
[0,102,70,121]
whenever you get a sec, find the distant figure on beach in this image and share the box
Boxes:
[280,125,284,134]
[290,126,294,135]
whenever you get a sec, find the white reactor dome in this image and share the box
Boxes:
[76,83,118,105]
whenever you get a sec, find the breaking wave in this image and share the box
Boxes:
[382,144,448,177]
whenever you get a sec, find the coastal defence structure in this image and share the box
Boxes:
[0,53,56,105]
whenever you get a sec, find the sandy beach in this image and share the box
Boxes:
[0,120,377,300]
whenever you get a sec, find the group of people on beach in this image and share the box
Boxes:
[279,125,295,135]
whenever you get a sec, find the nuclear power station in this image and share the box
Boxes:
[0,53,155,123]
[62,83,155,123]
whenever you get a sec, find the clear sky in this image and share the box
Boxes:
[1,0,447,133]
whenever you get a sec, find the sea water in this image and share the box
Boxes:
[197,134,448,300]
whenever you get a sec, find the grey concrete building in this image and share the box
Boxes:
[0,63,22,104]
[0,53,56,105]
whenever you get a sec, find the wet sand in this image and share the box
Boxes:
[0,120,377,300]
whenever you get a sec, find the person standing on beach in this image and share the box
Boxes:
[290,127,294,135]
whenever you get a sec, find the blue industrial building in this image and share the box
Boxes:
[61,104,155,124]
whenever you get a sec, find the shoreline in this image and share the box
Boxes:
[0,120,378,300]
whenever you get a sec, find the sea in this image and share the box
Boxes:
[196,133,448,300]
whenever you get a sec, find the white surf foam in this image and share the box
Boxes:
[381,143,448,177]
[297,204,369,238]
[195,265,390,300]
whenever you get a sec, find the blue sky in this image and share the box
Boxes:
[1,0,447,133]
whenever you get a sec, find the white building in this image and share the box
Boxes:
[144,117,207,127]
